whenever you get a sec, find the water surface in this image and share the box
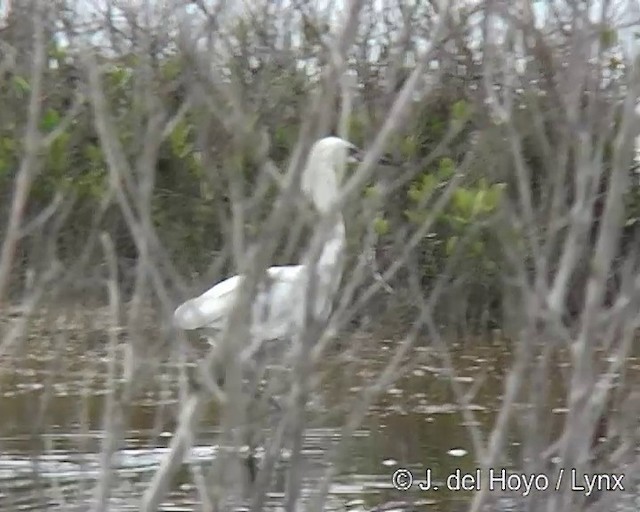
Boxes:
[0,321,638,511]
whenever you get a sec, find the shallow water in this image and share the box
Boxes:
[0,326,638,511]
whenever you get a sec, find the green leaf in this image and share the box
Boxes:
[107,66,131,88]
[472,189,486,216]
[373,216,389,235]
[84,143,104,164]
[452,188,473,217]
[187,152,202,175]
[408,185,421,202]
[438,157,455,179]
[423,116,445,138]
[449,215,469,227]
[482,183,506,212]
[48,43,66,61]
[400,135,419,157]
[472,240,485,255]
[364,185,380,198]
[452,100,470,121]
[47,131,70,173]
[421,174,437,195]
[41,108,61,132]
[408,173,439,206]
[404,209,426,225]
[275,124,296,147]
[170,120,193,159]
[12,76,30,94]
[75,167,107,198]
[161,58,182,81]
[0,137,15,154]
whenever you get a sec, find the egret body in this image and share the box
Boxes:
[173,137,359,343]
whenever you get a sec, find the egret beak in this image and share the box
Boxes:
[347,144,363,164]
[347,145,397,166]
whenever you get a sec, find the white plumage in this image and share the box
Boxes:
[173,137,358,342]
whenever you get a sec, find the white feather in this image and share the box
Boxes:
[173,137,353,341]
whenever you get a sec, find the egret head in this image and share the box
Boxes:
[302,136,361,214]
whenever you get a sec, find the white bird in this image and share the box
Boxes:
[173,136,362,345]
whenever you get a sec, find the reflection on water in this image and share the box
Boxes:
[0,431,339,510]
[0,329,638,511]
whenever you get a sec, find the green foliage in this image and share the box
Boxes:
[449,179,505,223]
[364,185,378,198]
[373,216,389,236]
[41,108,61,132]
[0,136,16,178]
[12,76,30,96]
[406,157,458,222]
[47,131,71,174]
[438,157,455,178]
[401,151,506,295]
[6,39,636,336]
[169,120,193,159]
[399,134,419,158]
[48,42,67,61]
[160,57,183,82]
[105,65,133,102]
[406,170,505,230]
[347,115,366,145]
[451,99,471,122]
[74,167,108,198]
[273,123,298,157]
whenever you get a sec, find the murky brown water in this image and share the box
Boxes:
[1,322,639,511]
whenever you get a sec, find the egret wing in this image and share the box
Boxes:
[173,275,242,329]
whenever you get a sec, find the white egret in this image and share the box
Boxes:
[173,136,361,345]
